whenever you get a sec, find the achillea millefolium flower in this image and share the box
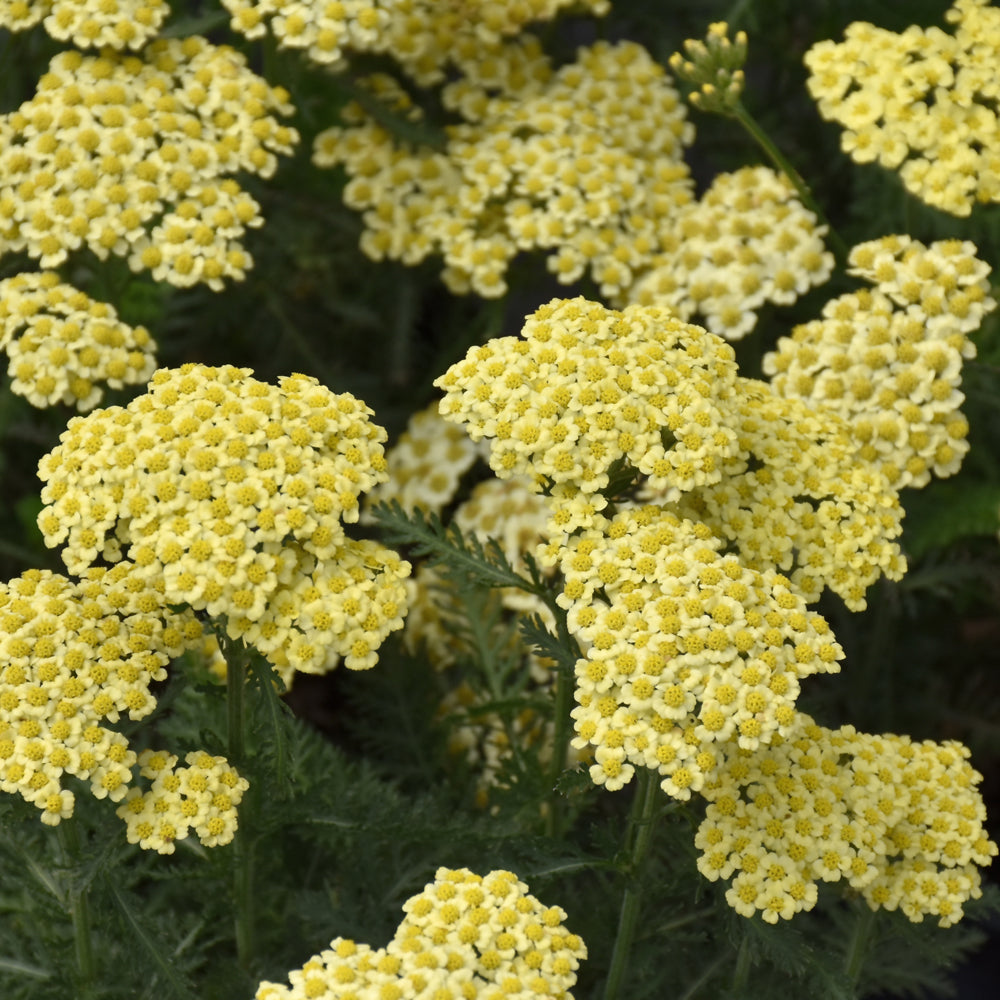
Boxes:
[256,867,587,1000]
[804,0,1000,215]
[0,271,157,411]
[0,566,209,831]
[37,364,410,682]
[696,713,998,926]
[0,38,298,288]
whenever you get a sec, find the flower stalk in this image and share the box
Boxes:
[57,818,96,995]
[602,768,661,1000]
[221,633,255,971]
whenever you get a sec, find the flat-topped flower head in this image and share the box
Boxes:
[696,714,997,926]
[0,39,297,287]
[436,298,740,507]
[627,166,834,340]
[557,506,843,799]
[314,40,693,298]
[804,0,1000,215]
[221,0,387,66]
[665,378,906,609]
[0,566,204,828]
[256,866,587,999]
[0,271,157,411]
[37,364,409,679]
[117,748,249,853]
[0,0,169,49]
[765,236,995,489]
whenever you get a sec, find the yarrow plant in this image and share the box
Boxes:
[0,4,998,1000]
[37,363,410,680]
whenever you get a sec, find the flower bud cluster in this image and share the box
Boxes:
[765,236,995,489]
[696,714,998,926]
[117,748,249,853]
[0,39,297,288]
[669,21,747,114]
[557,506,842,798]
[0,271,157,411]
[314,40,694,298]
[0,0,168,49]
[626,167,834,340]
[0,566,204,827]
[256,867,587,1000]
[37,364,409,681]
[804,0,1000,215]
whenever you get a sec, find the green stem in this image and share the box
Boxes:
[845,903,876,988]
[602,769,660,1000]
[222,637,254,970]
[730,100,850,262]
[57,819,96,994]
[731,934,752,994]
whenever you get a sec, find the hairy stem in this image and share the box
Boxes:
[57,818,96,994]
[845,903,876,986]
[602,768,660,1000]
[730,100,850,261]
[223,636,255,970]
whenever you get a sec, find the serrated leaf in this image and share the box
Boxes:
[371,499,540,594]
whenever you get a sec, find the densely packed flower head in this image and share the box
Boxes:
[696,714,998,926]
[313,40,694,297]
[381,0,610,86]
[667,378,906,610]
[435,297,740,510]
[804,0,1000,215]
[0,271,157,411]
[117,748,249,853]
[0,0,169,49]
[362,402,482,520]
[221,0,386,66]
[36,364,409,680]
[555,506,843,799]
[222,0,609,77]
[626,167,834,340]
[256,866,587,1000]
[765,236,995,490]
[0,38,297,288]
[0,566,204,828]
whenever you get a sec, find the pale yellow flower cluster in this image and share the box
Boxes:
[0,0,168,49]
[436,298,739,505]
[0,566,204,828]
[669,379,906,609]
[314,40,694,297]
[362,403,482,520]
[0,271,157,411]
[221,0,385,66]
[0,39,297,288]
[765,236,995,489]
[696,714,998,926]
[256,867,586,1000]
[375,0,610,86]
[117,748,249,853]
[36,364,409,681]
[626,167,834,340]
[804,0,1000,215]
[557,506,842,798]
